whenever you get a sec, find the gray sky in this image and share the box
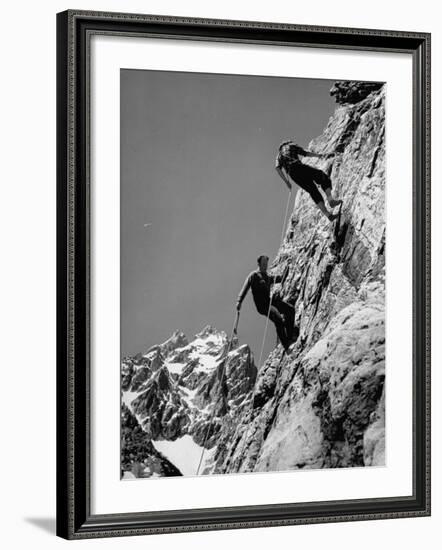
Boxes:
[121,69,336,360]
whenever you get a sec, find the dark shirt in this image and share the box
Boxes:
[275,142,305,172]
[237,269,282,312]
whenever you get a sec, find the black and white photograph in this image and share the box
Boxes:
[120,70,386,479]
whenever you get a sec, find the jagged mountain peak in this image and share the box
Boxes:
[121,324,257,477]
[167,330,188,346]
[140,329,189,359]
[194,324,226,340]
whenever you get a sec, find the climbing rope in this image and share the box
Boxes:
[195,310,240,475]
[236,188,293,471]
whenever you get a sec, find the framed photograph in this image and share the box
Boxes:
[56,10,431,539]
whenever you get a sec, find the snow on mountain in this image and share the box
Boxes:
[151,435,215,476]
[120,403,182,479]
[121,326,256,478]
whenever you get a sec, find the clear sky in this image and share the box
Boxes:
[121,69,336,361]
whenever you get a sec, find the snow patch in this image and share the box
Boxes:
[121,389,139,411]
[164,361,185,375]
[151,435,212,476]
[194,353,218,373]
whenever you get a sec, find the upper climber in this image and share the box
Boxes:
[275,140,342,221]
[236,255,298,353]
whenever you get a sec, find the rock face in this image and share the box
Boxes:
[121,404,182,478]
[121,326,257,477]
[121,80,386,477]
[212,80,386,474]
[330,81,384,105]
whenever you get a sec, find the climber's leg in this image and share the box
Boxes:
[273,297,297,343]
[288,164,336,222]
[310,166,343,208]
[324,188,343,208]
[301,181,337,221]
[268,306,290,351]
[282,302,296,342]
[317,199,339,222]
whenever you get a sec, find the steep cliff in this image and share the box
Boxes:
[213,80,386,474]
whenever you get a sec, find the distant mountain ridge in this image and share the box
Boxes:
[121,325,256,477]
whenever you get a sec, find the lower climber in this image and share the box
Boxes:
[275,139,342,222]
[236,255,297,352]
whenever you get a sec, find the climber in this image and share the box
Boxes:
[275,139,342,222]
[236,255,297,352]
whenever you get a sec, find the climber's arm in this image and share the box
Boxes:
[270,265,289,286]
[275,165,292,191]
[298,147,335,160]
[236,274,251,311]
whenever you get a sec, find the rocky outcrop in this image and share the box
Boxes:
[212,80,386,474]
[120,403,182,478]
[330,81,384,105]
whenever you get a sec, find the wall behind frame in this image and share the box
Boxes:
[0,0,439,549]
